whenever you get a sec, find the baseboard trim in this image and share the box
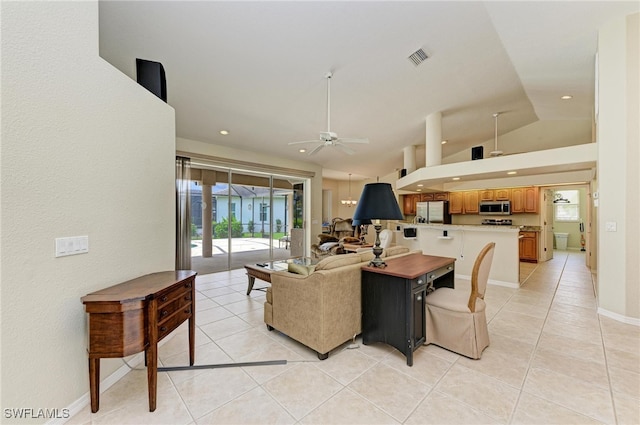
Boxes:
[46,347,148,424]
[597,307,640,326]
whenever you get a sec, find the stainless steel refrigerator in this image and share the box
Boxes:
[416,201,452,224]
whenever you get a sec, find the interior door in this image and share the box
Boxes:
[541,189,554,261]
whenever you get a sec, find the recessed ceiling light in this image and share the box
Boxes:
[417,189,422,192]
[299,148,306,153]
[561,95,573,100]
[452,177,460,181]
[441,140,447,145]
[220,130,230,135]
[417,184,424,187]
[507,171,517,175]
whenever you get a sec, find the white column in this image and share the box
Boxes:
[403,145,416,174]
[425,112,442,167]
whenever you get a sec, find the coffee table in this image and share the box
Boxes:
[245,257,316,295]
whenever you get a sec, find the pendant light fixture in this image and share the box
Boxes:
[341,174,357,207]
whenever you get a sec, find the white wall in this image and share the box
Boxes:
[1,1,176,417]
[597,13,640,320]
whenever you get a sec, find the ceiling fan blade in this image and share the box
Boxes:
[337,138,369,144]
[288,139,320,145]
[308,144,325,155]
[335,142,355,155]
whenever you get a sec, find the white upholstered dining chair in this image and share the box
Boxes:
[425,242,496,359]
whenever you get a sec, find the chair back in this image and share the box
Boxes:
[379,229,393,249]
[468,242,495,312]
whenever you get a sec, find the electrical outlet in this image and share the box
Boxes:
[605,222,617,232]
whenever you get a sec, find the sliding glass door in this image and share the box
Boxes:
[187,165,306,274]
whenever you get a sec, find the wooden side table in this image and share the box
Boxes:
[81,270,197,412]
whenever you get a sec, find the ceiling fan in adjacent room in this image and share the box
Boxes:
[288,72,369,155]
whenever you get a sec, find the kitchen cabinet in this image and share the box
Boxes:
[463,191,479,214]
[420,193,434,201]
[449,191,479,214]
[511,187,538,213]
[495,188,510,200]
[479,190,495,201]
[433,192,449,201]
[402,194,419,215]
[519,231,538,262]
[449,191,464,214]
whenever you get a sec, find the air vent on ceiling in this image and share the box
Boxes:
[408,48,428,66]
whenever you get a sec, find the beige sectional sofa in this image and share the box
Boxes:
[264,246,415,359]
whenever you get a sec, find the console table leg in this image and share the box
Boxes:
[89,358,100,413]
[146,346,157,412]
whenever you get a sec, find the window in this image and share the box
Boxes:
[260,203,268,222]
[554,190,580,222]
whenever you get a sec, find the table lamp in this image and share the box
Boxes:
[351,218,371,243]
[353,182,404,267]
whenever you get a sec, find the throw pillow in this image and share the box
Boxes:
[287,263,316,275]
[319,242,339,251]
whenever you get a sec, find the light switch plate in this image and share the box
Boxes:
[55,236,89,257]
[605,222,617,232]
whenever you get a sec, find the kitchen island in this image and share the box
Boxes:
[395,224,520,287]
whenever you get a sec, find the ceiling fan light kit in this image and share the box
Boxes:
[289,71,369,155]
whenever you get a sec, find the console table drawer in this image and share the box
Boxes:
[157,288,192,318]
[426,264,455,283]
[158,305,192,340]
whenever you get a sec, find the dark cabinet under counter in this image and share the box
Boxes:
[361,253,455,366]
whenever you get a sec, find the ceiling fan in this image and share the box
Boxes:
[288,71,369,155]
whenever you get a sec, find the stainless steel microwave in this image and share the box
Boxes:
[479,201,511,215]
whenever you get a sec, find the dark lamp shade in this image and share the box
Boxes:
[352,218,372,226]
[353,183,404,221]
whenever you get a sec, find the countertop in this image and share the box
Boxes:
[397,223,542,233]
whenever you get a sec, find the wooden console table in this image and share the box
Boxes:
[361,254,455,366]
[81,270,197,412]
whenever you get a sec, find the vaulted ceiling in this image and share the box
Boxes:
[99,1,638,181]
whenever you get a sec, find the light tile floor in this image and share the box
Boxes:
[69,251,640,424]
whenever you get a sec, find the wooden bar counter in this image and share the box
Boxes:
[81,270,197,412]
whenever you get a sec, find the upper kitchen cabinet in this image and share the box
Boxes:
[511,187,538,213]
[495,188,510,200]
[402,194,420,215]
[450,191,478,214]
[433,192,449,201]
[463,191,479,214]
[479,190,494,202]
[449,191,463,214]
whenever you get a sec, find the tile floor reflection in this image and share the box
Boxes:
[68,251,640,425]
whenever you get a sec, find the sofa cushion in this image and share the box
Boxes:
[358,250,375,263]
[288,262,316,275]
[315,253,362,270]
[383,246,410,257]
[319,242,340,252]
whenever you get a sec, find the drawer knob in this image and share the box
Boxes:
[429,274,435,279]
[161,310,169,317]
[184,308,191,314]
[185,295,192,301]
[417,279,423,284]
[185,282,192,288]
[447,266,453,270]
[416,295,422,301]
[161,296,168,302]
[160,326,167,332]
